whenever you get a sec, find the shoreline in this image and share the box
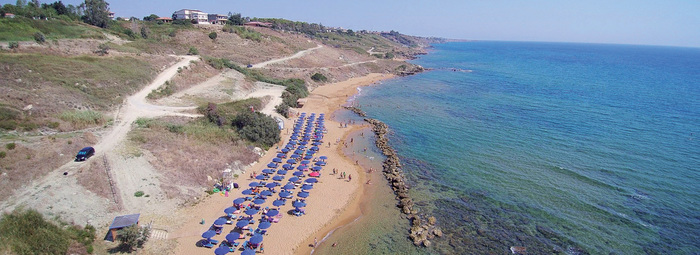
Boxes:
[168,73,395,255]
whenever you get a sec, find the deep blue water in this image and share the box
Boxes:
[357,42,700,254]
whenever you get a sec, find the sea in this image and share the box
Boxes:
[317,41,700,255]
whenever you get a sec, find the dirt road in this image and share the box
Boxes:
[251,44,323,68]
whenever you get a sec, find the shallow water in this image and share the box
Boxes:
[329,42,700,254]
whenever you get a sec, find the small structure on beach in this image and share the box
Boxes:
[105,213,140,242]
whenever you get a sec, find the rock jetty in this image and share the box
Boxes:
[364,117,442,247]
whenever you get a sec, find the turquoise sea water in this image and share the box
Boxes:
[354,42,700,254]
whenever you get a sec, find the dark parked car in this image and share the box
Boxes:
[75,147,95,162]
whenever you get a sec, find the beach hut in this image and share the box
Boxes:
[105,213,140,241]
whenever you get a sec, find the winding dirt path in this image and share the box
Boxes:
[251,44,323,68]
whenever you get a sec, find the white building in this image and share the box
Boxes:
[173,9,209,24]
[208,14,228,25]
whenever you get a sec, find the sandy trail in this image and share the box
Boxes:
[251,44,323,68]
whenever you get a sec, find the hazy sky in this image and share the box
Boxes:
[4,0,700,47]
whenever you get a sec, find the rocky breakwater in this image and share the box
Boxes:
[342,106,366,117]
[365,117,442,247]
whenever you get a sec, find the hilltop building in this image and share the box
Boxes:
[173,9,209,24]
[208,14,228,24]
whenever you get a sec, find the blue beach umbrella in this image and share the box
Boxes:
[304,155,313,160]
[301,184,313,190]
[272,158,282,163]
[226,232,240,243]
[242,189,253,195]
[319,156,328,160]
[224,207,236,214]
[262,169,274,174]
[297,165,308,171]
[282,184,295,190]
[279,191,291,198]
[272,200,285,206]
[277,169,288,175]
[294,150,304,155]
[300,141,308,145]
[305,178,318,183]
[315,161,325,166]
[250,234,264,244]
[253,198,265,205]
[258,221,271,230]
[313,142,322,146]
[265,183,277,189]
[276,153,285,158]
[215,245,230,255]
[233,198,246,205]
[267,163,277,168]
[214,218,227,226]
[298,191,310,198]
[281,148,289,153]
[292,201,307,208]
[312,166,322,171]
[289,177,300,182]
[255,175,266,180]
[293,171,304,176]
[245,209,259,215]
[236,220,249,228]
[249,182,259,187]
[272,175,284,181]
[266,209,279,217]
[290,154,300,159]
[283,164,293,170]
[202,230,216,239]
[260,190,273,196]
[287,159,297,164]
[301,160,311,165]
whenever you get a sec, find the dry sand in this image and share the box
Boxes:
[169,73,394,254]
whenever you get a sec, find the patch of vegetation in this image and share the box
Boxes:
[5,143,15,150]
[232,26,263,42]
[0,54,155,109]
[275,103,290,118]
[33,32,45,43]
[147,80,175,99]
[204,57,307,88]
[8,41,19,49]
[208,31,217,40]
[232,111,280,148]
[116,225,150,252]
[0,208,96,255]
[311,72,328,82]
[94,43,109,56]
[0,17,105,42]
[59,110,104,127]
[134,191,144,197]
[197,98,263,126]
[0,151,6,159]
[188,46,199,55]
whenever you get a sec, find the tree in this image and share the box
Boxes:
[310,73,327,82]
[232,111,280,147]
[140,26,149,38]
[208,31,217,40]
[228,12,243,25]
[80,0,110,28]
[143,13,158,21]
[116,225,150,252]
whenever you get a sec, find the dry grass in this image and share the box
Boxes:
[169,60,221,92]
[0,132,98,201]
[128,117,259,199]
[75,156,112,199]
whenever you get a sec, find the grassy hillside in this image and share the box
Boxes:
[0,53,158,131]
[0,16,105,42]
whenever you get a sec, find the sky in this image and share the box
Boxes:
[4,0,700,48]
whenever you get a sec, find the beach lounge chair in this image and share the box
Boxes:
[209,239,219,245]
[203,242,214,248]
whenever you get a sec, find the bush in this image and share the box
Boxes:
[311,73,328,82]
[385,52,395,59]
[0,151,5,159]
[188,46,199,55]
[95,43,109,56]
[116,225,149,252]
[275,103,289,118]
[147,80,175,99]
[0,208,96,255]
[33,32,45,43]
[140,26,150,39]
[59,110,104,127]
[232,111,280,147]
[6,143,15,150]
[134,191,144,197]
[9,41,19,49]
[208,31,217,40]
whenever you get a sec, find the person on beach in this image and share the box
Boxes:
[348,174,352,181]
[350,138,353,143]
[366,179,371,184]
[314,237,318,247]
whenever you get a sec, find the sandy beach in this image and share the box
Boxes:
[169,73,394,255]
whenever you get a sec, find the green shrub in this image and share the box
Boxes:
[8,41,19,49]
[384,52,395,59]
[147,80,175,99]
[116,225,149,252]
[0,151,6,158]
[311,73,328,82]
[0,208,91,255]
[48,121,60,129]
[134,191,144,197]
[6,143,15,150]
[95,43,109,56]
[208,31,217,40]
[232,111,280,147]
[275,103,289,118]
[33,32,45,43]
[59,110,104,127]
[188,46,199,55]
